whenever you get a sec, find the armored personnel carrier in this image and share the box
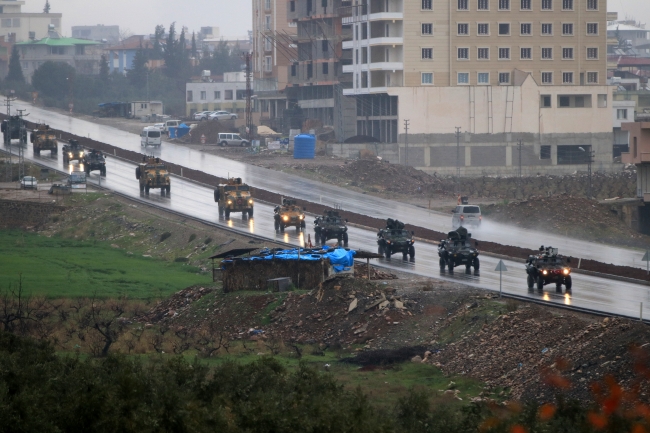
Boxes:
[1,115,27,145]
[525,246,572,292]
[314,210,348,247]
[274,199,305,231]
[377,218,415,259]
[438,226,480,274]
[82,149,106,176]
[62,139,84,164]
[30,124,57,156]
[213,177,253,219]
[135,156,170,195]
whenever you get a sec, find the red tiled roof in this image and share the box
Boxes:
[608,55,650,67]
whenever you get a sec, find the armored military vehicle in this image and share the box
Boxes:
[30,124,57,156]
[1,115,27,145]
[213,177,253,219]
[62,139,84,164]
[438,226,480,274]
[314,210,348,247]
[525,246,572,292]
[135,156,170,195]
[82,149,106,176]
[377,218,415,259]
[274,199,305,231]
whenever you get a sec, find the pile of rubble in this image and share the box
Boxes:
[354,263,398,280]
[427,304,649,402]
[138,286,214,324]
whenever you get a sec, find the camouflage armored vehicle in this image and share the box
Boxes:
[314,210,348,247]
[62,139,84,164]
[525,246,572,292]
[274,199,305,231]
[213,177,253,219]
[438,226,480,274]
[82,149,106,176]
[30,124,57,156]
[377,218,415,259]
[1,115,27,145]
[135,156,170,195]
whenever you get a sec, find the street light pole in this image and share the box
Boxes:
[579,146,594,199]
[455,126,461,195]
[403,119,410,166]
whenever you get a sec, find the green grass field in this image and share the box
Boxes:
[0,230,212,298]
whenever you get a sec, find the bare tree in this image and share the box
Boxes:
[80,295,129,357]
[0,276,49,336]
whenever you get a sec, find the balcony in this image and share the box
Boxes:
[368,61,403,71]
[343,37,402,49]
[343,11,403,24]
[343,86,389,95]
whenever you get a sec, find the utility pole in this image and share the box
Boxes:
[16,108,26,181]
[455,126,462,195]
[403,119,409,166]
[244,52,253,141]
[587,149,594,199]
[4,93,13,182]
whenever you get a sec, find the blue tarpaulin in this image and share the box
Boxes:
[223,246,356,273]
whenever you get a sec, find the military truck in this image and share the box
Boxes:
[135,156,170,195]
[525,246,572,292]
[377,219,415,259]
[274,199,306,231]
[213,177,253,218]
[438,226,480,274]
[62,139,84,164]
[314,210,349,247]
[1,115,27,145]
[82,149,106,176]
[30,124,57,156]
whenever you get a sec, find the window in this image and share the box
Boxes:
[563,23,573,35]
[322,40,328,52]
[542,72,553,83]
[422,23,433,35]
[587,0,598,10]
[0,18,10,27]
[559,96,570,106]
[322,62,329,74]
[478,72,490,83]
[307,63,313,78]
[540,145,551,159]
[542,0,552,9]
[458,0,469,9]
[225,90,233,100]
[290,1,295,12]
[75,45,85,55]
[458,48,469,59]
[458,72,469,84]
[521,0,531,9]
[186,91,193,102]
[478,47,489,59]
[200,91,206,100]
[575,96,585,107]
[520,23,531,35]
[542,47,553,59]
[291,64,296,76]
[598,94,607,107]
[562,0,573,10]
[265,37,272,51]
[12,18,19,27]
[499,47,510,59]
[265,15,271,30]
[362,47,367,63]
[499,23,510,35]
[265,56,272,72]
[355,49,359,63]
[422,48,433,59]
[478,23,489,35]
[563,47,573,59]
[362,23,367,38]
[265,0,271,9]
[458,23,469,35]
[421,72,433,84]
[422,0,432,10]
[214,91,221,100]
[499,72,510,84]
[587,23,598,35]
[541,95,552,107]
[541,23,552,35]
[499,0,510,10]
[562,72,573,84]
[587,71,598,83]
[520,47,532,59]
[50,46,65,55]
[478,0,489,9]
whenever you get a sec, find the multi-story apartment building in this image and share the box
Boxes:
[0,0,61,43]
[185,72,248,116]
[71,25,119,44]
[252,0,296,132]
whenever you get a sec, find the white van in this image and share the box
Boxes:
[141,126,162,147]
[162,120,181,135]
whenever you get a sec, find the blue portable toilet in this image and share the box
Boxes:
[293,134,316,159]
[168,126,177,138]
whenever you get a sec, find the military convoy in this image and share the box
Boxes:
[438,226,480,274]
[525,246,572,292]
[62,139,84,164]
[274,199,305,231]
[136,156,170,195]
[82,149,106,176]
[2,115,27,145]
[30,124,57,156]
[377,219,415,259]
[213,178,253,218]
[314,210,348,247]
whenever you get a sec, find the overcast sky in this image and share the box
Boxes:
[37,0,252,38]
[610,0,650,27]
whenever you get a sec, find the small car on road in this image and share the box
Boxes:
[20,176,38,190]
[209,111,238,121]
[451,204,482,229]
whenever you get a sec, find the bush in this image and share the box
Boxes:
[188,234,197,243]
[174,257,189,263]
[204,237,212,245]
[159,232,172,242]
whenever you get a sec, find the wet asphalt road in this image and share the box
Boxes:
[13,101,649,270]
[7,138,650,321]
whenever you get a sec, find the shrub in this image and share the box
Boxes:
[188,234,197,243]
[159,232,172,242]
[204,237,212,245]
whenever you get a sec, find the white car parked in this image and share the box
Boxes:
[208,111,238,121]
[20,176,38,190]
[193,111,213,121]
